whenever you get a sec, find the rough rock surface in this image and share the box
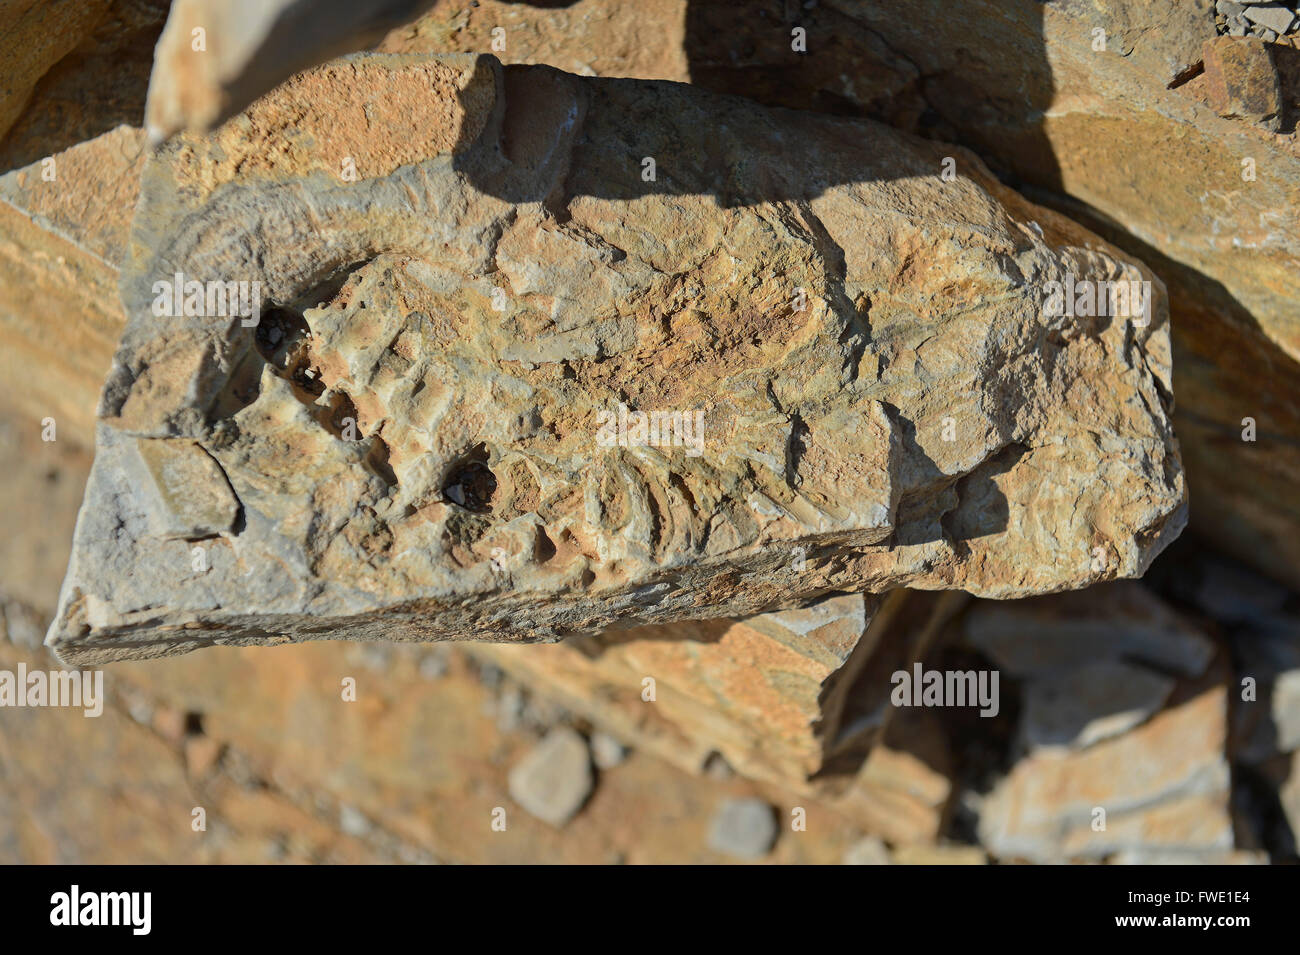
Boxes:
[142,0,441,142]
[0,126,144,443]
[49,53,1183,663]
[375,0,1300,590]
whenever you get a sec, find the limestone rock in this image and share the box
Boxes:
[49,53,1184,663]
[0,126,143,446]
[1202,36,1285,129]
[978,681,1234,863]
[506,726,593,827]
[143,0,441,141]
[399,0,1300,591]
[476,592,889,788]
[1020,660,1175,752]
[707,797,776,860]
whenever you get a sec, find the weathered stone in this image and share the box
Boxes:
[1020,660,1176,751]
[1202,36,1284,130]
[476,593,886,787]
[49,53,1184,663]
[1232,615,1300,761]
[964,582,1215,679]
[1243,4,1297,35]
[387,0,1300,592]
[0,126,143,446]
[142,0,442,142]
[506,726,593,827]
[589,731,627,770]
[841,834,890,865]
[707,796,776,859]
[978,682,1233,863]
[132,439,241,539]
[835,705,954,846]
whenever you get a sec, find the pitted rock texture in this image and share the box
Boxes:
[49,53,1184,663]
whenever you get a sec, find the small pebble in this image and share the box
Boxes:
[707,797,777,860]
[843,836,892,865]
[590,731,627,769]
[507,727,593,827]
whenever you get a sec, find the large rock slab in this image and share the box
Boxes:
[376,0,1300,589]
[48,53,1184,663]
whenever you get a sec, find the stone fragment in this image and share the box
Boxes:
[836,705,954,846]
[477,593,886,787]
[707,797,776,860]
[398,0,1300,592]
[1202,37,1284,130]
[1020,660,1175,751]
[143,0,441,141]
[590,732,627,770]
[842,835,891,865]
[49,53,1184,663]
[506,727,593,828]
[1232,616,1300,761]
[978,684,1233,863]
[964,583,1214,679]
[132,439,241,539]
[1243,4,1297,34]
[1218,1,1247,17]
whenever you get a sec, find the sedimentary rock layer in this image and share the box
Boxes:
[49,53,1184,663]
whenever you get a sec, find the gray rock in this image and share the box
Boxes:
[507,728,592,827]
[1217,1,1246,17]
[964,583,1214,679]
[1185,554,1289,626]
[708,797,777,860]
[1021,660,1175,751]
[1244,4,1295,33]
[339,804,371,837]
[842,835,892,865]
[589,731,627,770]
[1233,617,1300,761]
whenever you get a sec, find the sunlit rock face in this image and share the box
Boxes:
[48,53,1184,664]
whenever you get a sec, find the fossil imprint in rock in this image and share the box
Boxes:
[47,54,1185,663]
